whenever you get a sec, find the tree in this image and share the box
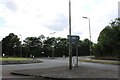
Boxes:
[55,37,68,57]
[93,18,120,60]
[23,37,42,57]
[2,33,21,57]
[43,37,56,57]
[78,39,93,56]
[43,37,69,57]
[38,34,45,47]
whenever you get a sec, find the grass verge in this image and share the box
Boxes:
[80,59,119,65]
[0,57,32,61]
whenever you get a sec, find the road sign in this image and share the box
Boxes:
[67,35,80,45]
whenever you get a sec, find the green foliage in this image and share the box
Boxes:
[2,33,21,57]
[78,39,93,56]
[2,33,93,57]
[55,37,68,57]
[44,37,68,57]
[23,36,43,57]
[93,18,120,60]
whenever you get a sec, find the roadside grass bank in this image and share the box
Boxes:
[0,57,32,61]
[93,56,119,61]
[0,57,42,65]
[80,59,119,65]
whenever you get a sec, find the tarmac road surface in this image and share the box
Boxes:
[1,57,119,79]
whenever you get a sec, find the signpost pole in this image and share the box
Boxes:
[69,0,72,70]
[76,42,78,67]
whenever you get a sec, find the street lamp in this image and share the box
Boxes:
[51,45,55,58]
[19,34,22,57]
[13,44,17,57]
[50,32,56,58]
[82,17,92,62]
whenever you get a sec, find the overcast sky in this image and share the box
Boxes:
[0,0,119,43]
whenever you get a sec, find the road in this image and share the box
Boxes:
[1,57,118,78]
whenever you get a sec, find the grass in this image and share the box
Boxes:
[80,59,119,65]
[93,56,118,61]
[0,57,32,61]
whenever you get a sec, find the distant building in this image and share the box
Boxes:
[0,41,2,57]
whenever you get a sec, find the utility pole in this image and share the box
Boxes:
[69,0,72,70]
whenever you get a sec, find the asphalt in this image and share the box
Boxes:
[11,66,119,80]
[2,57,120,80]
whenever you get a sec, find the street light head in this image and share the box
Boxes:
[82,17,88,19]
[50,32,56,35]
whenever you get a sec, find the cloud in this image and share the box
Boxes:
[6,0,17,11]
[45,14,68,31]
[0,0,119,43]
[1,0,17,12]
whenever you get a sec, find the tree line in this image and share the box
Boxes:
[2,33,92,57]
[1,18,120,60]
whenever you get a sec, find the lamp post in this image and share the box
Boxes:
[50,32,56,58]
[13,44,17,57]
[82,17,92,62]
[51,45,55,58]
[19,34,22,57]
[69,0,72,70]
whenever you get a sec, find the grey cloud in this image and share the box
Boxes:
[4,0,17,11]
[45,14,68,31]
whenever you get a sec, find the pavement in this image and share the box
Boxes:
[11,66,119,80]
